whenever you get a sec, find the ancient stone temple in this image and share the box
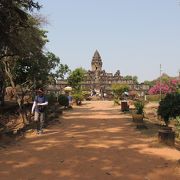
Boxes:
[81,50,134,91]
[54,50,149,94]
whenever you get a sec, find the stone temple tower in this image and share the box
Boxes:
[91,50,102,72]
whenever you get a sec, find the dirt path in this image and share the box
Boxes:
[0,101,180,180]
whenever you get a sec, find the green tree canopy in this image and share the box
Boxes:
[143,80,154,87]
[56,64,70,80]
[67,68,86,91]
[0,0,41,60]
[11,52,62,89]
[124,75,132,80]
[124,75,138,83]
[112,84,129,99]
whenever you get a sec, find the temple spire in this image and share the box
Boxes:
[91,50,102,71]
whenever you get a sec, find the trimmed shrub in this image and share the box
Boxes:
[158,93,180,126]
[58,94,69,106]
[47,93,57,105]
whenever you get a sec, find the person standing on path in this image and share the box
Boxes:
[31,88,48,134]
[67,93,73,108]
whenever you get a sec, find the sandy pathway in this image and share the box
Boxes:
[0,101,180,180]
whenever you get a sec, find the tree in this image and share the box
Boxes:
[0,0,41,60]
[11,51,61,88]
[148,79,179,95]
[112,84,129,99]
[0,0,45,104]
[124,75,138,83]
[1,13,47,105]
[132,76,138,84]
[143,80,154,87]
[67,68,86,91]
[124,75,132,80]
[56,64,70,80]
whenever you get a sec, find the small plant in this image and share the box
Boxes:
[82,91,91,100]
[158,93,180,126]
[58,94,69,107]
[73,92,84,105]
[134,101,144,114]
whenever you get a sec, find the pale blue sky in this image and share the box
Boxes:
[39,0,180,82]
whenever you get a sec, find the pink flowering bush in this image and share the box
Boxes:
[148,79,179,95]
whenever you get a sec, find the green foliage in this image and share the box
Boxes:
[10,51,64,89]
[177,88,180,94]
[158,93,180,126]
[67,68,86,91]
[56,64,70,80]
[124,75,133,80]
[47,93,57,105]
[73,92,84,101]
[151,73,170,85]
[58,94,69,107]
[146,95,165,102]
[1,14,51,90]
[134,101,144,114]
[0,0,41,59]
[112,84,129,99]
[124,75,138,83]
[82,91,91,99]
[161,74,170,84]
[175,116,180,138]
[143,80,154,87]
[132,76,138,84]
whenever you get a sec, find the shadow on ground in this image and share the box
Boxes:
[0,101,180,180]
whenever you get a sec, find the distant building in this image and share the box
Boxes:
[54,50,149,94]
[81,50,134,91]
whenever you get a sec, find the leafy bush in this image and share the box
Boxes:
[134,101,144,114]
[82,91,91,100]
[111,84,129,103]
[112,84,129,99]
[58,94,69,106]
[146,94,165,102]
[177,88,180,94]
[175,116,180,138]
[73,92,84,102]
[158,93,180,126]
[47,93,57,105]
[148,79,179,95]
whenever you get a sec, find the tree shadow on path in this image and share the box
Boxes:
[0,101,180,180]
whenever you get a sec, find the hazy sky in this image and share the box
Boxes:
[39,0,180,82]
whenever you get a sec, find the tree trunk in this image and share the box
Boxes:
[3,60,28,125]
